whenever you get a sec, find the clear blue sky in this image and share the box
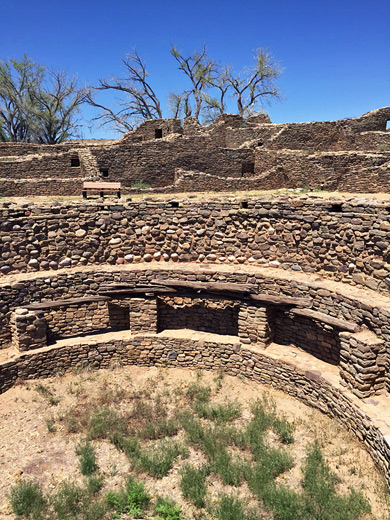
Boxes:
[2,0,389,138]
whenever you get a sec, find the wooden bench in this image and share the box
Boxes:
[82,182,121,199]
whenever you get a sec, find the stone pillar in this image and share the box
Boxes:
[11,308,47,352]
[339,330,386,398]
[238,302,273,345]
[129,297,158,334]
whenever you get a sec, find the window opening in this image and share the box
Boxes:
[241,162,255,174]
[71,157,80,167]
[155,128,163,138]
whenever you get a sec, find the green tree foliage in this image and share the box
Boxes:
[0,56,85,144]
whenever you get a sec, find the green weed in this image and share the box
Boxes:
[154,496,183,519]
[106,476,150,518]
[9,480,47,520]
[76,441,98,476]
[180,463,209,509]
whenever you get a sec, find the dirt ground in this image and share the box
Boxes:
[2,188,390,206]
[0,365,389,519]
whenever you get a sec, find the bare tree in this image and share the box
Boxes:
[227,48,281,117]
[171,45,215,120]
[168,91,192,119]
[87,50,162,133]
[202,65,231,123]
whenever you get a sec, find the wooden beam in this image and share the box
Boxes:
[289,308,360,332]
[25,295,111,311]
[152,279,257,294]
[250,294,311,307]
[98,287,177,296]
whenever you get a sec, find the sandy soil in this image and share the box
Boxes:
[0,365,389,519]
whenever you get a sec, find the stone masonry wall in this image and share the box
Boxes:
[340,331,386,398]
[1,108,390,195]
[45,301,110,343]
[157,296,239,336]
[274,310,341,365]
[0,199,390,296]
[1,266,389,392]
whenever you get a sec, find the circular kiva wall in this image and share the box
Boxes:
[1,262,390,486]
[0,199,390,486]
[0,197,390,294]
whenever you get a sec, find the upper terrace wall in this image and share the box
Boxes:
[1,108,390,195]
[0,198,390,294]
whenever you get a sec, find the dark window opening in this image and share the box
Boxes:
[258,141,263,147]
[108,303,130,331]
[155,128,163,139]
[71,157,80,167]
[329,204,342,213]
[100,168,109,178]
[241,201,248,209]
[170,201,180,208]
[241,162,255,174]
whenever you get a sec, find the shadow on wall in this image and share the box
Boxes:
[157,298,239,336]
[274,310,341,366]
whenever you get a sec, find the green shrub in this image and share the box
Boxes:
[112,433,140,458]
[186,383,212,405]
[137,440,182,478]
[180,463,208,509]
[106,476,150,518]
[9,480,47,519]
[154,496,183,519]
[86,474,104,495]
[262,484,303,520]
[139,417,179,440]
[302,442,371,520]
[76,441,98,476]
[195,402,241,423]
[211,449,247,487]
[130,180,151,189]
[88,406,127,440]
[273,418,294,444]
[52,481,84,519]
[212,494,247,520]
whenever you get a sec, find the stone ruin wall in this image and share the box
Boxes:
[1,107,390,195]
[2,264,390,485]
[0,198,389,295]
[0,265,389,391]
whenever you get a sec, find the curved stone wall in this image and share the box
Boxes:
[0,264,389,391]
[1,198,390,295]
[1,331,390,486]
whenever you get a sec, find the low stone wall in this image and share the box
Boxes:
[1,333,390,487]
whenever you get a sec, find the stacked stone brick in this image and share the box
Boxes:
[1,107,390,195]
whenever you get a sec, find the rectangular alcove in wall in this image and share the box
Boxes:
[241,162,255,175]
[155,128,163,139]
[274,310,341,365]
[71,157,80,167]
[157,297,239,336]
[108,302,130,331]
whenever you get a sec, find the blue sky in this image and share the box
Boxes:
[2,0,389,138]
